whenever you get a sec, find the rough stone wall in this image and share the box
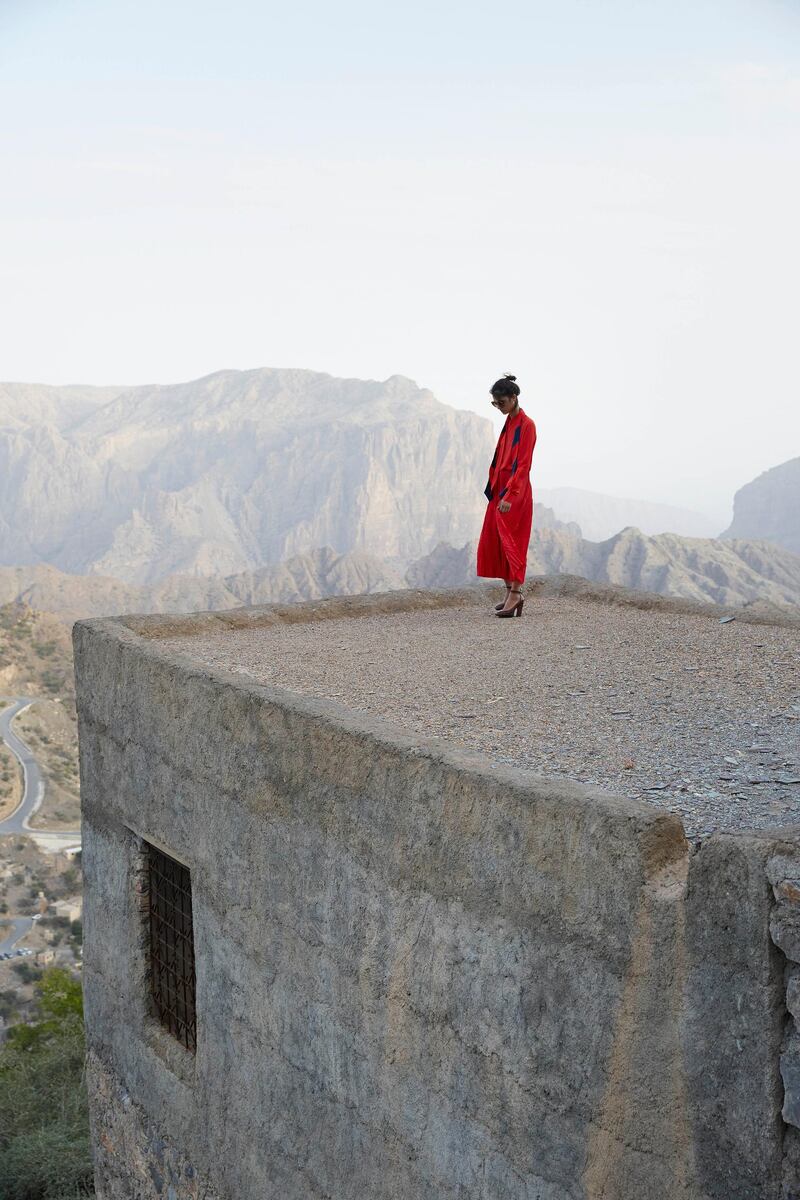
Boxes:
[74,607,800,1200]
[685,834,788,1200]
[87,1050,219,1200]
[767,853,800,1200]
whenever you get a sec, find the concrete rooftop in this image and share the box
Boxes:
[142,579,800,840]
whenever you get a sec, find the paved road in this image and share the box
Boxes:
[0,699,45,834]
[0,698,81,961]
[0,915,33,955]
[0,698,80,839]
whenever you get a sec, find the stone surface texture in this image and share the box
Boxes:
[74,585,800,1200]
[86,1050,220,1200]
[160,584,800,838]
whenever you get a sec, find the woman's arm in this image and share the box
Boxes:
[499,419,536,506]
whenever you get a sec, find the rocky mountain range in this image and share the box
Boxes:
[4,522,800,623]
[721,456,800,556]
[1,368,797,620]
[0,552,404,622]
[0,503,574,621]
[408,527,800,611]
[0,369,495,582]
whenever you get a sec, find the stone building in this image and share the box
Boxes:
[74,580,800,1200]
[52,894,83,923]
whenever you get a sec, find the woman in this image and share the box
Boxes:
[476,374,537,617]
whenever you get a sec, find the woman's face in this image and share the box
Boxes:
[490,392,518,415]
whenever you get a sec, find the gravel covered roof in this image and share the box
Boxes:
[158,586,800,839]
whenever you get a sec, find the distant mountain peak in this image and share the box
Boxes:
[721,456,800,556]
[0,368,494,584]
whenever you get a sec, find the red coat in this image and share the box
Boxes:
[476,407,537,582]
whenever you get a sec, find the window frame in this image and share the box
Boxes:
[144,840,197,1054]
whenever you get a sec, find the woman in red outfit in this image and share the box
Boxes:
[476,374,537,617]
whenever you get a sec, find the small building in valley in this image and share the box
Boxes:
[52,895,82,923]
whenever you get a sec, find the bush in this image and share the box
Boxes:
[60,868,79,892]
[0,989,18,1022]
[40,672,63,695]
[11,962,42,986]
[0,969,93,1198]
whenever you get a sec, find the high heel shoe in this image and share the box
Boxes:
[494,587,514,611]
[496,589,523,618]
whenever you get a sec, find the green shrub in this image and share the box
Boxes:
[0,968,93,1198]
[0,989,18,1022]
[11,962,42,985]
[60,868,79,892]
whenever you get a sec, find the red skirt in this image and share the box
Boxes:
[476,487,533,582]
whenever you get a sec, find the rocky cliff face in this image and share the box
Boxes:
[0,369,495,582]
[721,456,800,555]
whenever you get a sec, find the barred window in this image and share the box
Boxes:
[146,842,197,1053]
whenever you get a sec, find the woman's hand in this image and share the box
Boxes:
[498,498,512,513]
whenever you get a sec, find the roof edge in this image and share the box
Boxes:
[71,574,800,642]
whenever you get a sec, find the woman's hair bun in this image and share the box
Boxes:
[490,373,521,398]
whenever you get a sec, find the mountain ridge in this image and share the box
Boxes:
[0,368,496,582]
[4,524,799,624]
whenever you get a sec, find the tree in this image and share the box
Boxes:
[11,961,43,986]
[6,967,82,1049]
[0,968,93,1198]
[0,989,18,1022]
[59,867,79,893]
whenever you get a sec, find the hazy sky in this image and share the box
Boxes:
[2,0,799,525]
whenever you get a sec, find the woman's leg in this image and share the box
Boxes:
[497,579,523,613]
[494,578,513,610]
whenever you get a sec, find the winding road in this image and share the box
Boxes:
[0,917,35,957]
[0,699,45,833]
[0,698,81,955]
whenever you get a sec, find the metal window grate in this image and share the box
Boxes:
[147,843,197,1052]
